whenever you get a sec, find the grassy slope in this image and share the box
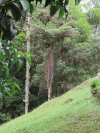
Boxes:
[0,77,100,133]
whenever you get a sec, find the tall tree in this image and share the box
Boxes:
[86,8,100,41]
[46,45,54,101]
[24,2,34,114]
[24,12,31,114]
[34,23,81,100]
[0,0,81,102]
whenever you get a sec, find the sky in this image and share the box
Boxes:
[80,0,91,4]
[79,0,94,13]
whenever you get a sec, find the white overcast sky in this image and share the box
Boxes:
[79,0,94,13]
[80,0,91,4]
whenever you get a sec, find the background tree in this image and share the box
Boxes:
[91,0,100,8]
[0,0,84,124]
[1,0,100,125]
[0,0,32,101]
[24,12,31,114]
[30,1,93,100]
[86,8,100,42]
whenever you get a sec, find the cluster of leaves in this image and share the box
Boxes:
[0,0,81,40]
[0,0,34,40]
[0,33,32,102]
[86,8,100,26]
[0,0,81,101]
[0,75,47,124]
[0,0,82,124]
[29,3,95,97]
[0,112,11,125]
[90,76,100,123]
[0,40,21,103]
[45,40,100,95]
[68,7,93,42]
[90,78,100,95]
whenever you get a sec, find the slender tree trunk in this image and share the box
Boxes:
[24,12,31,114]
[46,45,54,101]
[57,86,60,97]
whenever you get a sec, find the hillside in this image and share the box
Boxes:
[0,77,100,133]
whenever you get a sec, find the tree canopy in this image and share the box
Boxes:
[0,0,81,40]
[87,8,100,26]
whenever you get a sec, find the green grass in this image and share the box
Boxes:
[0,77,100,133]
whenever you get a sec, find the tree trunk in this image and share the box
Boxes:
[57,86,60,97]
[46,45,54,101]
[24,12,31,114]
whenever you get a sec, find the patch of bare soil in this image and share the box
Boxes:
[91,111,100,117]
[63,98,73,104]
[82,82,90,86]
[72,82,90,91]
[24,131,30,133]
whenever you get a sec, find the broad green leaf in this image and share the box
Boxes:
[55,1,61,5]
[5,68,9,76]
[13,2,26,21]
[21,10,26,21]
[59,9,64,18]
[17,36,23,46]
[19,0,28,12]
[10,85,15,95]
[28,1,30,10]
[16,63,21,71]
[2,24,18,40]
[3,89,11,96]
[64,0,69,6]
[24,52,32,56]
[56,4,60,10]
[18,51,23,56]
[44,0,51,7]
[49,1,56,9]
[75,0,81,6]
[51,1,55,6]
[64,8,68,19]
[29,3,34,15]
[1,18,11,30]
[10,3,21,21]
[10,23,18,38]
[49,3,52,9]
[50,6,57,17]
[12,82,20,90]
[18,33,26,38]
[7,82,10,86]
[24,56,31,66]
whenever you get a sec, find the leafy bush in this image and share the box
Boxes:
[0,112,11,125]
[90,78,100,95]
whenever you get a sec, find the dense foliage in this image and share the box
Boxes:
[0,0,81,101]
[0,0,80,40]
[87,8,100,26]
[0,0,100,125]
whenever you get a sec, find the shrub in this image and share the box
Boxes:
[0,112,11,125]
[90,78,100,102]
[90,78,100,94]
